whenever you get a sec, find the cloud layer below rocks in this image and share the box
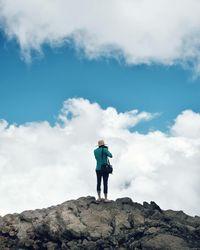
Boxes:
[1,0,200,73]
[0,98,200,216]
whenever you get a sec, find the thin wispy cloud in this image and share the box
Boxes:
[0,98,200,216]
[1,0,200,74]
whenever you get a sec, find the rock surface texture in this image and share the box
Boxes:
[1,196,200,249]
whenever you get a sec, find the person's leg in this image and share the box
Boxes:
[96,170,102,200]
[103,173,109,200]
[105,193,108,200]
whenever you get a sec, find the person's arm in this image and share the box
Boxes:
[94,150,97,160]
[105,148,112,158]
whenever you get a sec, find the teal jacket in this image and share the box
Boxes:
[94,146,113,170]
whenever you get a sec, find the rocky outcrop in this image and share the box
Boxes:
[1,196,200,249]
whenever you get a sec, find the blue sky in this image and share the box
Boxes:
[0,31,199,133]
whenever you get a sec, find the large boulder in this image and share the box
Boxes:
[0,196,200,249]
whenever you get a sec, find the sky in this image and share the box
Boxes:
[0,0,200,216]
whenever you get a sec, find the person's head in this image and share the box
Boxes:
[98,140,106,147]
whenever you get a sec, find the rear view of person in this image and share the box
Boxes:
[94,140,113,202]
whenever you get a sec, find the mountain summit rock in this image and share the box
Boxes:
[0,196,200,249]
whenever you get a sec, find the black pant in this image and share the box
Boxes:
[96,170,109,194]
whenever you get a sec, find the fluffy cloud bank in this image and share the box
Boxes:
[0,98,200,216]
[1,0,200,72]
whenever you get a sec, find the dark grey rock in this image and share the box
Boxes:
[0,196,200,249]
[116,197,133,205]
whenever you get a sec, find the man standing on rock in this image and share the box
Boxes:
[94,140,113,202]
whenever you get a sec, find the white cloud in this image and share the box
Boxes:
[1,0,200,73]
[0,98,200,216]
[171,109,200,138]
